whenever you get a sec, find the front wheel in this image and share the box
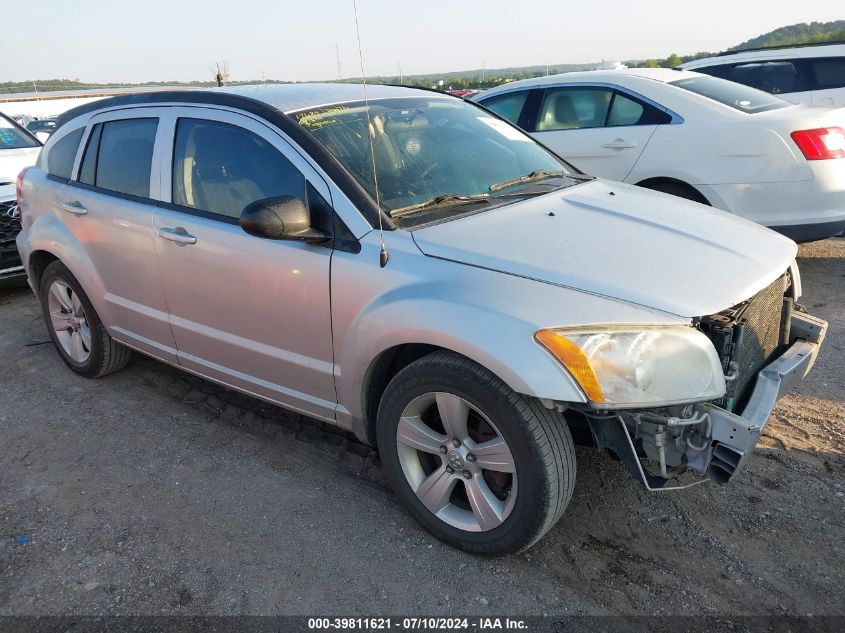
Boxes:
[376,351,576,555]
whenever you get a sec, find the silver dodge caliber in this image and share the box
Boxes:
[16,84,828,555]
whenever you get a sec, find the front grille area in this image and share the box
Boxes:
[0,200,22,273]
[700,274,790,412]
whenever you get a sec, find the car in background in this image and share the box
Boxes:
[448,89,480,98]
[12,114,35,129]
[16,84,827,554]
[1,113,41,287]
[26,117,58,138]
[678,42,845,107]
[473,68,845,242]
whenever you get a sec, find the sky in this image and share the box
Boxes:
[3,0,843,84]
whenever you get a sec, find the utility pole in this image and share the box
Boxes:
[335,43,342,81]
[481,61,485,84]
[398,62,402,85]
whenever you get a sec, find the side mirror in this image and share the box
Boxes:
[239,196,330,243]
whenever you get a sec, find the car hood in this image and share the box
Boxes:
[0,147,40,185]
[411,179,797,318]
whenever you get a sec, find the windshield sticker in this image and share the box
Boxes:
[0,130,16,147]
[477,117,529,141]
[295,105,350,130]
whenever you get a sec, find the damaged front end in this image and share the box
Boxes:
[584,276,828,490]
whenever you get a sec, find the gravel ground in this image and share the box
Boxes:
[0,239,843,617]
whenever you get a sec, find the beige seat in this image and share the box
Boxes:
[537,93,579,131]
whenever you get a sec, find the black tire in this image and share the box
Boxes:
[376,351,576,555]
[640,180,710,205]
[39,260,131,378]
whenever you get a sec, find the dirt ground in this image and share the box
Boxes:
[0,239,843,617]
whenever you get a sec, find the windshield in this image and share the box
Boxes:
[669,75,789,113]
[0,114,40,150]
[293,97,581,225]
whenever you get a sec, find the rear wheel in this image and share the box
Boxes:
[39,261,131,378]
[377,351,576,555]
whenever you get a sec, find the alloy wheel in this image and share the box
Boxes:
[396,392,518,532]
[47,280,91,363]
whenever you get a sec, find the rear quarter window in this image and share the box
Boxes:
[728,60,801,95]
[808,57,845,90]
[47,128,84,180]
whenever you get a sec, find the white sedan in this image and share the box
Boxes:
[473,68,845,242]
[1,113,41,287]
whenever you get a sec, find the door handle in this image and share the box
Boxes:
[601,140,637,149]
[62,201,88,215]
[158,227,197,245]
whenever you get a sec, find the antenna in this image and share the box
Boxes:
[335,43,342,81]
[353,0,389,268]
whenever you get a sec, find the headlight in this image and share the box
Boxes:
[535,326,726,408]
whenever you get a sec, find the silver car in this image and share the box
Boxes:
[15,84,827,554]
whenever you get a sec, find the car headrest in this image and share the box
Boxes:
[383,114,429,132]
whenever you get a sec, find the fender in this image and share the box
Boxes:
[331,234,685,426]
[336,295,589,425]
[20,212,111,323]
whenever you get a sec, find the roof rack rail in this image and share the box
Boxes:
[713,39,845,56]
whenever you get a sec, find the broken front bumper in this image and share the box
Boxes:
[587,311,828,489]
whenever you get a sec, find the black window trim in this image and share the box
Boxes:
[67,178,158,206]
[77,122,103,187]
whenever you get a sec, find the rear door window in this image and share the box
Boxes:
[46,128,84,180]
[79,118,158,198]
[171,118,306,220]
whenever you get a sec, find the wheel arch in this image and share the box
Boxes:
[28,249,60,291]
[360,343,458,445]
[635,176,711,205]
[353,334,586,446]
[23,216,110,320]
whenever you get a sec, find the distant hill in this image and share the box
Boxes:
[4,20,845,96]
[729,20,845,51]
[628,20,845,69]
